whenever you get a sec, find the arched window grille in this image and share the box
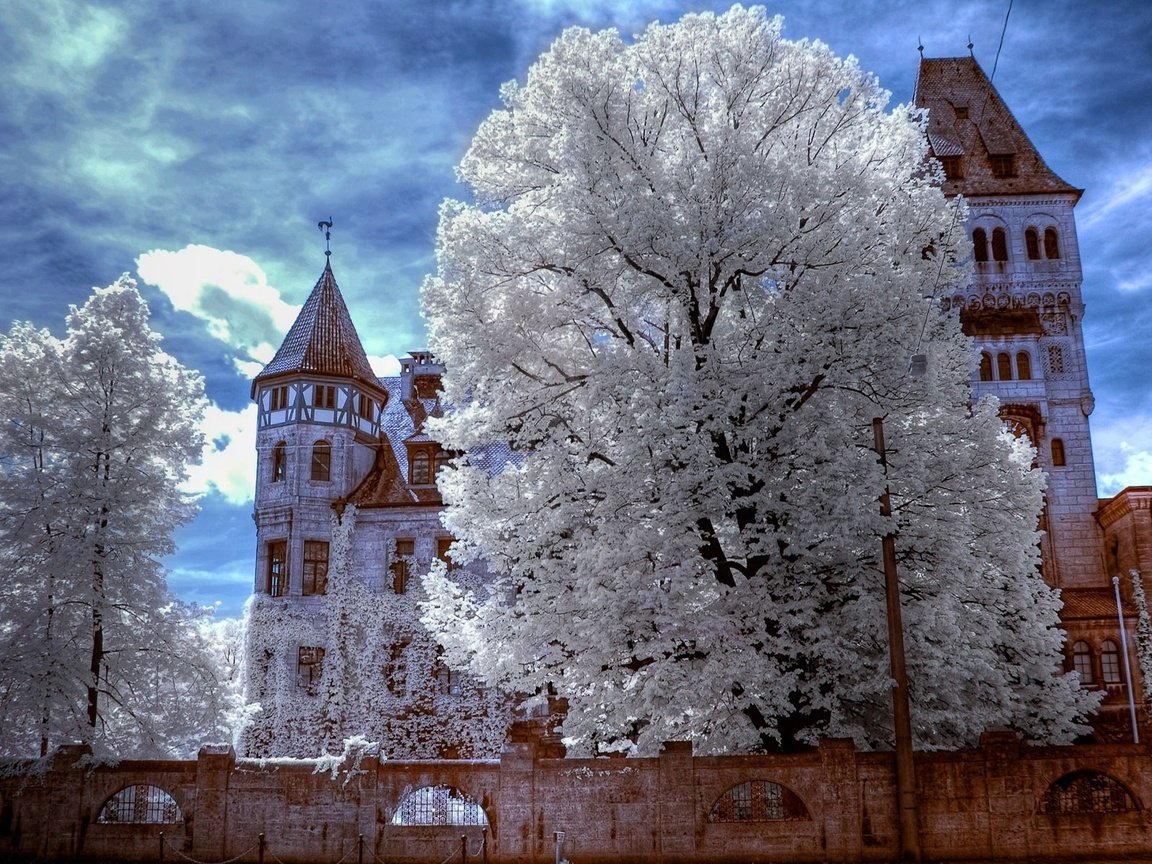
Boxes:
[708,781,809,822]
[1040,771,1137,815]
[1072,640,1094,684]
[979,352,993,381]
[97,785,182,824]
[1044,227,1061,260]
[991,228,1009,262]
[1016,352,1032,380]
[1025,227,1041,260]
[972,228,989,263]
[1051,438,1066,467]
[272,442,287,482]
[391,786,488,826]
[1100,639,1122,684]
[997,352,1013,381]
[311,440,331,482]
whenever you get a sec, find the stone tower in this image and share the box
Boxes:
[915,56,1103,589]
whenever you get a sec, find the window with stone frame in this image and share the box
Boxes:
[272,442,287,482]
[97,785,182,824]
[1040,771,1137,815]
[302,540,329,595]
[1044,227,1061,260]
[708,780,809,822]
[311,440,331,481]
[972,228,989,263]
[1051,438,1066,467]
[979,352,993,381]
[1025,227,1041,260]
[996,352,1013,381]
[391,539,414,594]
[1100,639,1122,685]
[1016,351,1032,381]
[267,540,288,597]
[1072,640,1094,684]
[297,646,325,694]
[991,227,1009,262]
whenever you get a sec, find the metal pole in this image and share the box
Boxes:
[461,834,467,864]
[159,831,164,864]
[258,833,265,864]
[1113,575,1141,744]
[872,417,921,863]
[358,833,364,864]
[553,830,565,864]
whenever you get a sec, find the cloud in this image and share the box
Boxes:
[183,402,257,505]
[1092,414,1152,496]
[137,245,297,374]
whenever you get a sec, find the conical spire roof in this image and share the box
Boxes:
[252,260,380,396]
[914,56,1081,201]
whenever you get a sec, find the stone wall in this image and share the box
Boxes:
[3,733,1152,863]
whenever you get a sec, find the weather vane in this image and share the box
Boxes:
[318,219,333,258]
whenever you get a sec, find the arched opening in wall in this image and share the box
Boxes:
[1039,770,1138,815]
[991,228,1009,262]
[1100,639,1122,685]
[311,440,331,481]
[1025,227,1041,260]
[1051,438,1066,467]
[972,228,989,262]
[1044,227,1061,260]
[979,352,993,381]
[97,785,183,824]
[1072,640,1094,685]
[391,786,489,826]
[997,352,1012,381]
[1016,351,1032,381]
[707,780,810,822]
[272,442,287,482]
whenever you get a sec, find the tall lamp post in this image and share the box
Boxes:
[872,416,921,863]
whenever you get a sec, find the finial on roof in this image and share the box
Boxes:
[968,36,974,56]
[917,38,923,57]
[318,218,333,259]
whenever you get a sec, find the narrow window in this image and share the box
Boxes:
[267,540,287,597]
[972,228,989,263]
[411,450,431,485]
[1016,352,1032,381]
[940,156,963,179]
[297,646,324,694]
[302,541,329,595]
[384,641,409,696]
[269,385,289,411]
[1100,640,1122,684]
[391,539,414,594]
[434,449,451,481]
[979,352,993,382]
[991,228,1008,262]
[996,352,1012,381]
[1072,640,1094,684]
[990,153,1015,177]
[439,666,463,697]
[358,393,373,419]
[1044,227,1060,260]
[437,537,455,571]
[272,442,287,482]
[311,441,331,482]
[313,384,336,409]
[1025,228,1040,260]
[1051,438,1066,467]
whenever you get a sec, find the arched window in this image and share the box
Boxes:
[1072,641,1094,684]
[991,227,1009,262]
[411,451,431,485]
[311,440,331,482]
[1040,771,1138,815]
[1051,438,1066,467]
[1016,352,1032,381]
[708,781,809,822]
[1044,227,1060,259]
[272,442,287,482]
[1025,227,1041,260]
[997,352,1013,381]
[979,352,993,381]
[1101,639,1122,684]
[391,786,488,826]
[98,785,182,824]
[972,228,989,262]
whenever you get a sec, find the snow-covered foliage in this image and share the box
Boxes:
[1130,570,1152,716]
[420,7,1097,754]
[238,505,510,759]
[0,277,236,757]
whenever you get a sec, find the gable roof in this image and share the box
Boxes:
[914,56,1081,201]
[251,259,382,397]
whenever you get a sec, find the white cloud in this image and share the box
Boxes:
[370,353,402,377]
[137,245,298,375]
[1080,162,1152,230]
[184,403,258,505]
[1093,416,1152,496]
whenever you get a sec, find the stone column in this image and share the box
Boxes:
[193,744,235,860]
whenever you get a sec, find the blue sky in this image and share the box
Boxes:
[2,0,1150,618]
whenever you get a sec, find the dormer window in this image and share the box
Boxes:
[939,156,963,180]
[954,105,969,120]
[411,450,431,485]
[989,154,1016,177]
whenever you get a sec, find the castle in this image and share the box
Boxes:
[241,55,1152,757]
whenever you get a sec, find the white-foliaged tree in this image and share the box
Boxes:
[420,7,1098,755]
[0,278,235,758]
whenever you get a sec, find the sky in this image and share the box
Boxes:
[2,0,1150,618]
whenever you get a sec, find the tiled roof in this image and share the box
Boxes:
[1060,587,1132,621]
[914,57,1081,200]
[252,260,381,395]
